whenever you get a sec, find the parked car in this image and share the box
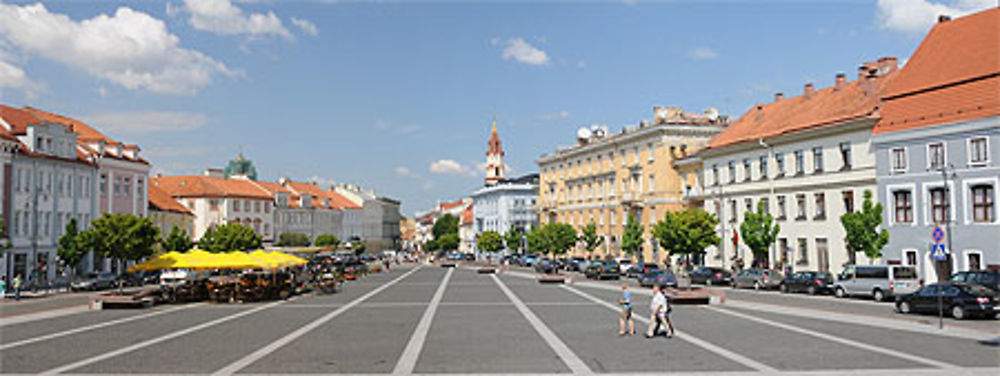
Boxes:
[628,263,660,279]
[732,269,783,290]
[639,270,678,289]
[834,265,919,302]
[71,272,116,291]
[534,258,557,274]
[566,257,586,271]
[690,267,732,286]
[949,270,1000,292]
[617,259,633,276]
[895,283,999,320]
[780,271,834,295]
[463,253,475,261]
[520,254,538,267]
[583,262,621,280]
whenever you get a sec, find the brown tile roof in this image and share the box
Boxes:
[460,204,474,225]
[0,126,17,142]
[875,8,1000,134]
[708,70,896,150]
[0,104,44,134]
[152,176,273,200]
[23,106,108,141]
[439,199,465,211]
[149,185,193,215]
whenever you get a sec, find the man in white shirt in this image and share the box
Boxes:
[646,285,674,338]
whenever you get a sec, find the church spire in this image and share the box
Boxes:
[485,117,505,186]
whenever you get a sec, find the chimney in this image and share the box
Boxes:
[774,92,784,102]
[938,14,951,23]
[804,83,815,97]
[835,73,847,88]
[876,56,898,75]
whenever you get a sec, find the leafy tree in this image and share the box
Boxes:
[353,241,367,256]
[432,214,459,239]
[314,234,340,248]
[163,225,193,253]
[841,190,890,264]
[477,231,504,253]
[540,222,577,257]
[740,201,780,266]
[78,214,159,286]
[424,239,439,252]
[580,222,604,256]
[197,223,262,253]
[652,209,720,262]
[1,218,11,251]
[436,233,459,251]
[503,225,523,254]
[277,232,311,247]
[621,214,644,259]
[57,219,86,276]
[526,227,547,254]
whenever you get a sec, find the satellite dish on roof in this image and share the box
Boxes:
[705,108,720,121]
[576,127,592,140]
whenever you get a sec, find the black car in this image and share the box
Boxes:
[534,259,557,274]
[895,283,999,320]
[638,270,678,289]
[949,270,1000,292]
[628,263,660,279]
[690,267,732,286]
[780,271,834,295]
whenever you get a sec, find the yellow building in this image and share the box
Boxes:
[536,107,727,264]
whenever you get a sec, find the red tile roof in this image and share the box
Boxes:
[285,181,361,210]
[152,175,273,200]
[439,199,465,211]
[708,70,896,150]
[149,185,193,215]
[460,204,474,225]
[875,8,1000,134]
[23,106,109,141]
[0,104,44,134]
[0,126,17,142]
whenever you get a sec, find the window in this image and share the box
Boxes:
[891,147,907,172]
[743,159,752,182]
[839,142,852,170]
[905,250,918,266]
[928,142,945,170]
[610,211,617,226]
[123,178,131,197]
[136,178,143,196]
[930,187,949,224]
[812,147,824,173]
[113,177,121,196]
[744,198,753,213]
[759,155,768,179]
[797,238,809,265]
[893,190,913,223]
[100,174,107,196]
[255,202,262,213]
[728,161,736,183]
[647,143,654,162]
[729,199,737,223]
[796,194,807,220]
[971,184,995,223]
[842,190,855,213]
[777,196,787,220]
[234,200,241,212]
[967,252,982,271]
[968,137,989,165]
[775,153,785,177]
[814,193,826,219]
[794,150,805,175]
[760,198,769,215]
[209,200,219,211]
[711,164,719,186]
[648,174,654,193]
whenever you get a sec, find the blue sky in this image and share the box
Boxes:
[0,0,995,215]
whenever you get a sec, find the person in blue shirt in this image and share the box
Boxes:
[618,284,635,336]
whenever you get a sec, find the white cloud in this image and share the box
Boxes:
[429,159,478,177]
[500,38,550,66]
[688,47,720,60]
[85,111,208,133]
[393,166,420,179]
[181,0,292,39]
[0,3,239,95]
[876,0,995,33]
[291,17,318,36]
[0,57,43,99]
[540,110,570,120]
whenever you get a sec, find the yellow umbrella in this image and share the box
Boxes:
[251,250,308,267]
[129,251,184,272]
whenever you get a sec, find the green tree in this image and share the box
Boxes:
[277,232,311,247]
[477,231,504,254]
[580,222,603,256]
[197,223,262,253]
[352,241,367,256]
[163,225,193,253]
[314,234,340,248]
[432,214,459,239]
[1,218,11,251]
[740,201,780,266]
[526,227,547,254]
[503,226,523,254]
[57,219,86,276]
[542,222,577,257]
[652,209,720,263]
[424,239,439,252]
[621,214,644,260]
[436,233,459,251]
[841,190,890,264]
[78,214,159,289]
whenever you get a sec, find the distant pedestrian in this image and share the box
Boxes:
[646,285,675,338]
[0,276,6,299]
[13,274,22,301]
[618,284,635,336]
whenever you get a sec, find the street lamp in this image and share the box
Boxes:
[935,163,957,330]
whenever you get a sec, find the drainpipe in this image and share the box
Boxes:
[758,138,775,269]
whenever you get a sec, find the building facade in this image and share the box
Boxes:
[471,174,538,249]
[152,173,276,242]
[537,107,727,263]
[873,10,1000,282]
[332,183,402,253]
[148,185,195,240]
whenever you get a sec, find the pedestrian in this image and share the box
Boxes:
[646,285,675,338]
[618,284,635,336]
[0,276,6,300]
[13,274,22,301]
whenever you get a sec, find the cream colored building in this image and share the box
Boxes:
[148,185,194,239]
[536,107,727,263]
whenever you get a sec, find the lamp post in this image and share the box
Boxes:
[936,163,957,330]
[715,183,726,270]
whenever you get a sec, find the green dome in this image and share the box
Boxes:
[224,153,258,180]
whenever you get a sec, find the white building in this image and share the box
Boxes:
[151,173,276,243]
[332,183,402,253]
[471,174,538,251]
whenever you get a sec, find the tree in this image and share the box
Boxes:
[432,214,459,239]
[163,225,193,253]
[1,218,10,251]
[424,239,439,252]
[580,222,604,256]
[526,227,547,254]
[314,234,340,248]
[57,219,86,276]
[541,222,577,257]
[841,190,890,264]
[277,232,311,247]
[503,225,523,254]
[197,223,262,253]
[78,214,159,286]
[352,241,367,256]
[477,231,504,254]
[621,214,644,260]
[436,233,459,252]
[740,201,780,267]
[652,209,720,264]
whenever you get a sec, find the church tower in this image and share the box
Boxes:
[484,119,505,186]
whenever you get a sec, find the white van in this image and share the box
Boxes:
[834,265,919,302]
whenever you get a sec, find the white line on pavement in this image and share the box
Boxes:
[38,301,283,375]
[392,267,453,375]
[192,367,1000,376]
[0,305,90,327]
[708,306,961,370]
[0,303,200,351]
[212,265,425,376]
[492,274,594,375]
[560,285,777,373]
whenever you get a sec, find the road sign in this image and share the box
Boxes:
[931,243,948,261]
[931,226,945,243]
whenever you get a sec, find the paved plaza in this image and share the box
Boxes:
[1,264,998,375]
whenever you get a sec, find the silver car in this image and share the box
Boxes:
[833,265,919,302]
[732,269,783,290]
